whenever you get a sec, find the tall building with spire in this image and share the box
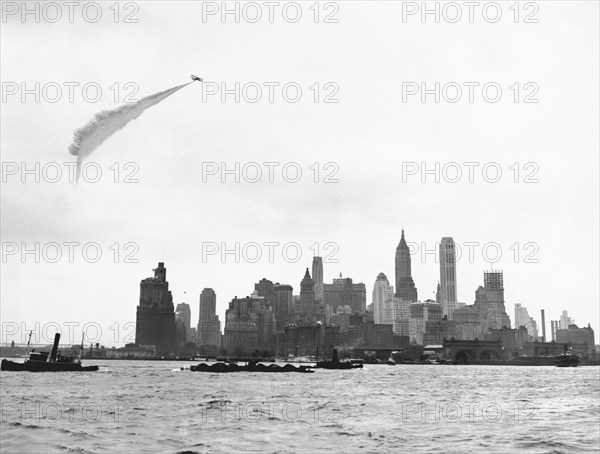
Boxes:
[395,229,418,302]
[312,256,324,303]
[372,272,394,324]
[135,262,176,355]
[300,268,316,316]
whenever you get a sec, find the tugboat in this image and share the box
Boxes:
[316,349,363,370]
[554,346,580,367]
[1,332,99,372]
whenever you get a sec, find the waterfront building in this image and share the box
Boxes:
[135,262,176,355]
[281,322,339,358]
[556,323,595,354]
[372,272,394,324]
[395,229,418,302]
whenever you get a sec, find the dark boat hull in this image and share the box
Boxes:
[1,359,99,372]
[553,355,580,367]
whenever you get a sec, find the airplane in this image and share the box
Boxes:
[191,74,203,82]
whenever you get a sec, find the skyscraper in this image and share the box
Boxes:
[224,295,275,353]
[372,272,394,324]
[175,302,192,345]
[300,268,316,316]
[514,303,539,339]
[273,283,293,331]
[395,229,418,302]
[479,271,511,329]
[559,310,573,329]
[312,256,324,303]
[175,303,191,330]
[439,237,457,303]
[135,262,176,355]
[197,288,221,347]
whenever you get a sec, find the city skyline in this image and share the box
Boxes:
[126,228,595,352]
[2,226,597,348]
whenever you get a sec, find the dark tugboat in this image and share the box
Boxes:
[554,346,580,367]
[316,349,363,370]
[1,333,99,372]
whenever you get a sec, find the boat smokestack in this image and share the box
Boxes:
[541,310,546,342]
[50,333,60,362]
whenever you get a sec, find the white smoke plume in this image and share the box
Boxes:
[68,82,191,181]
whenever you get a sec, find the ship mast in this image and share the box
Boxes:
[25,331,33,357]
[78,332,85,362]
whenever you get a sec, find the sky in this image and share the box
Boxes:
[1,1,598,347]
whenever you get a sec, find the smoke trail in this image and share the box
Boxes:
[68,82,191,180]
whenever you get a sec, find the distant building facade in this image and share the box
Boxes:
[452,271,511,337]
[556,324,595,354]
[514,303,539,340]
[439,237,457,304]
[175,302,193,344]
[224,294,275,354]
[382,296,410,337]
[312,257,324,303]
[273,283,294,331]
[197,288,221,347]
[409,300,442,345]
[559,310,573,329]
[323,275,366,314]
[135,262,176,355]
[372,272,394,324]
[281,323,339,358]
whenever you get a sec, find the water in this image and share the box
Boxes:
[1,360,599,453]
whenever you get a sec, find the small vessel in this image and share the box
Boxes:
[554,353,580,367]
[190,360,314,373]
[1,332,99,372]
[316,349,363,370]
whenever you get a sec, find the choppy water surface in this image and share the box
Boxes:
[1,361,599,453]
